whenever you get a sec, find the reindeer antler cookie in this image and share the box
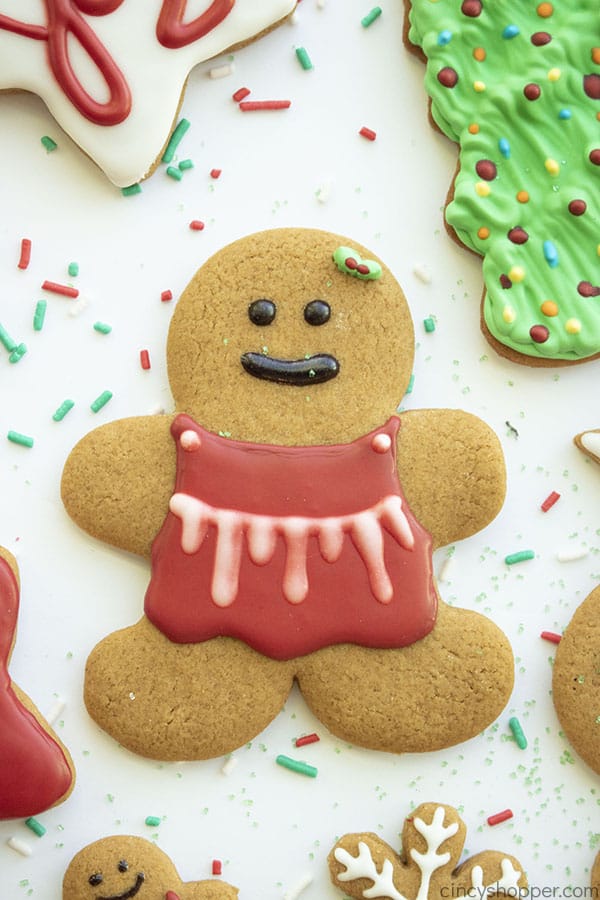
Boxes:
[329,802,527,900]
[63,835,238,900]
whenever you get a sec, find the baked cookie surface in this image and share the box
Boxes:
[62,227,513,761]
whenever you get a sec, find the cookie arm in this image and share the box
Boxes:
[61,415,175,558]
[396,409,505,549]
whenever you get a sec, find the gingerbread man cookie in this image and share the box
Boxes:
[0,546,75,819]
[553,584,600,775]
[405,0,600,365]
[329,802,527,900]
[63,835,237,899]
[0,1,295,186]
[62,228,513,761]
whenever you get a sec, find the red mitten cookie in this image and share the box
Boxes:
[0,547,75,819]
[62,228,513,762]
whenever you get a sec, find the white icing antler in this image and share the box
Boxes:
[334,842,407,900]
[469,859,522,898]
[410,807,459,900]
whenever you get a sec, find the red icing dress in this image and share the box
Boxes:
[144,414,437,660]
[0,555,73,818]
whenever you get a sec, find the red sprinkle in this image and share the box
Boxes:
[190,220,205,231]
[359,126,377,141]
[239,100,291,111]
[541,490,560,512]
[165,893,181,900]
[232,86,251,102]
[140,349,151,370]
[212,860,222,876]
[160,290,173,302]
[541,630,562,644]
[42,280,79,298]
[487,809,513,826]
[210,168,222,179]
[18,239,32,270]
[295,732,320,748]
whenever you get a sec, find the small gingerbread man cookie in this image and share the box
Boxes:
[553,584,600,775]
[62,228,513,762]
[0,546,75,819]
[329,802,527,900]
[63,835,238,900]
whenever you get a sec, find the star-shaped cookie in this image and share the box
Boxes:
[0,0,295,186]
[575,429,600,466]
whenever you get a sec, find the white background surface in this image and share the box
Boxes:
[0,1,599,896]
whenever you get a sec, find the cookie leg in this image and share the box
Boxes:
[84,617,295,760]
[296,603,513,753]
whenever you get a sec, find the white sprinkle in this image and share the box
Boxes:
[283,873,313,900]
[315,181,332,204]
[45,698,66,726]
[316,0,326,8]
[67,296,89,317]
[438,555,456,583]
[129,692,136,700]
[557,547,589,563]
[209,62,234,79]
[148,404,166,415]
[221,756,238,776]
[413,263,432,284]
[7,837,32,857]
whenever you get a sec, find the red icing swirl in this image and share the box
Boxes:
[0,0,131,125]
[156,0,235,49]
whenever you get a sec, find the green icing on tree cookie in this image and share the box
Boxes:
[407,0,600,362]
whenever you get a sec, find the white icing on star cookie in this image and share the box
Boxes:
[0,0,295,186]
[575,430,600,465]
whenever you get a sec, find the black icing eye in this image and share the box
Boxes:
[248,299,276,326]
[304,300,331,326]
[88,873,103,886]
[117,860,129,873]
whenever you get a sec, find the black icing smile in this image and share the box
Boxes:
[98,874,145,900]
[241,352,339,386]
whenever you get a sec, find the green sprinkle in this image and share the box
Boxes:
[33,300,47,331]
[90,390,113,413]
[162,118,190,164]
[505,549,535,565]
[8,430,34,448]
[41,135,57,152]
[178,159,194,171]
[145,816,161,827]
[423,316,436,333]
[509,716,528,749]
[166,166,183,181]
[0,323,17,352]
[275,755,318,778]
[9,343,27,364]
[406,373,415,394]
[93,321,112,335]
[25,817,46,838]
[295,47,313,70]
[53,399,75,422]
[361,6,382,27]
[68,262,79,277]
[121,183,142,197]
